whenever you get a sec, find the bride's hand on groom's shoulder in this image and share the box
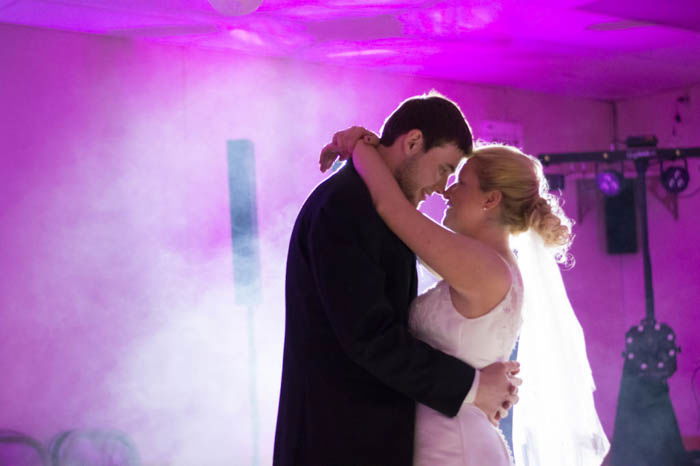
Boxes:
[474,361,521,426]
[319,126,380,172]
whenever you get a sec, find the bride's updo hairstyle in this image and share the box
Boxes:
[469,144,573,263]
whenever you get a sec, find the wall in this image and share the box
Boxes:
[3,21,695,465]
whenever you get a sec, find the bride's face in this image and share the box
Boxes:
[442,162,490,235]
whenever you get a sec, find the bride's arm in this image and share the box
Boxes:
[352,141,509,297]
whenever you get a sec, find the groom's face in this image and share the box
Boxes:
[395,142,464,207]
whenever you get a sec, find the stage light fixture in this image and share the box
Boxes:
[660,157,690,194]
[596,169,623,197]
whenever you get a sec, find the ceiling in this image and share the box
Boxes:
[2,0,699,100]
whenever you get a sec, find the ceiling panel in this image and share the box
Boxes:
[580,0,700,33]
[1,0,699,99]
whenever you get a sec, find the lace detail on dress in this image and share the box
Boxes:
[496,420,515,465]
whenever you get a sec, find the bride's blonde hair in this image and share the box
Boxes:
[469,144,573,262]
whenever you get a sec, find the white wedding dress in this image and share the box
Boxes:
[409,263,523,466]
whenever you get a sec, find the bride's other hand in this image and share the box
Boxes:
[319,126,380,172]
[475,361,521,426]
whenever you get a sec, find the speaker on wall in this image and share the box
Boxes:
[605,178,638,254]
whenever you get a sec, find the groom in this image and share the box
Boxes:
[273,94,519,466]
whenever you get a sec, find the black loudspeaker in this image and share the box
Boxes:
[605,179,638,254]
[227,139,261,306]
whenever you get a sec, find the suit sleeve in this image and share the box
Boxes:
[308,196,475,417]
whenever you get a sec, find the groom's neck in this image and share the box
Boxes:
[375,143,404,177]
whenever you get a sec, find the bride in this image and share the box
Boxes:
[320,129,609,465]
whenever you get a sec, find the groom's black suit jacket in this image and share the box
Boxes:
[273,161,475,466]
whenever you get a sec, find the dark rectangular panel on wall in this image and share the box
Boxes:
[227,139,261,305]
[605,179,638,254]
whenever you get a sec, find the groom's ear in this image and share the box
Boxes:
[403,129,424,156]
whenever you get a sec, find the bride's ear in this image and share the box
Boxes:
[483,190,503,211]
[403,129,424,156]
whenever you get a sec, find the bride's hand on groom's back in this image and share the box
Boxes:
[475,361,522,426]
[319,126,380,172]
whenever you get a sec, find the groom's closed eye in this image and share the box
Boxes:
[439,164,454,176]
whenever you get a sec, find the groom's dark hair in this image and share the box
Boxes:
[379,91,473,155]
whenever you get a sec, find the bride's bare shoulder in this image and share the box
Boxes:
[447,254,513,319]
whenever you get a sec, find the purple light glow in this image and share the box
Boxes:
[0,13,699,466]
[327,48,396,58]
[229,28,265,46]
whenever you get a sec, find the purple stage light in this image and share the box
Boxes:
[596,170,623,197]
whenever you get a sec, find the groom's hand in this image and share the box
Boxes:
[496,370,522,423]
[474,361,521,426]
